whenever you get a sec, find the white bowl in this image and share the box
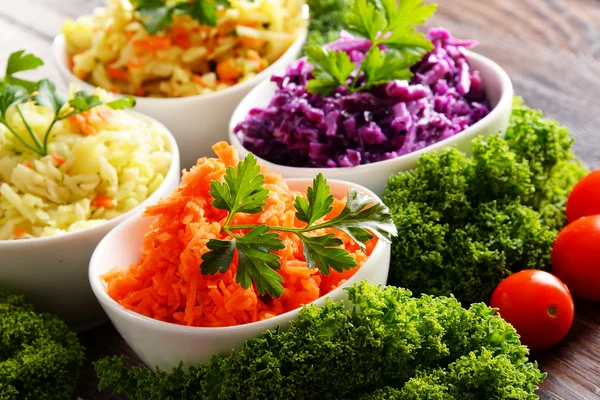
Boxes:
[0,112,181,330]
[229,50,514,196]
[52,30,308,169]
[89,178,391,370]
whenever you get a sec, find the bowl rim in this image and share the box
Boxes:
[89,178,389,333]
[0,110,181,248]
[52,27,308,105]
[228,49,514,174]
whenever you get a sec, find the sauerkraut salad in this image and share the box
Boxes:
[63,0,307,98]
[0,87,172,240]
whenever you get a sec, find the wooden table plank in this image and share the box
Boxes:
[423,0,600,170]
[0,0,598,398]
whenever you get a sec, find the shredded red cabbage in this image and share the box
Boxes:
[234,28,490,168]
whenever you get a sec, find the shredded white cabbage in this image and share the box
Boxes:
[63,0,306,98]
[0,88,172,240]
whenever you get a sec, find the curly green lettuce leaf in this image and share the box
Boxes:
[305,0,351,47]
[95,282,544,399]
[505,98,588,230]
[0,290,85,400]
[382,99,587,305]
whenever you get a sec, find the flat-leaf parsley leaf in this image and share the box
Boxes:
[0,51,136,156]
[200,154,398,297]
[306,0,437,96]
[133,0,231,35]
[0,50,44,93]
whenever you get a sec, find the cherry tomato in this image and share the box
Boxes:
[566,170,600,223]
[490,270,574,351]
[552,215,600,301]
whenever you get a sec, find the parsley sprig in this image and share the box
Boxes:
[0,50,44,93]
[0,51,136,156]
[305,0,437,96]
[132,0,231,35]
[200,154,397,297]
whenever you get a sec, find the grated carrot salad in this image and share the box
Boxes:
[103,142,376,327]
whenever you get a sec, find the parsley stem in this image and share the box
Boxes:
[42,118,58,155]
[349,38,380,92]
[224,211,236,229]
[227,224,302,234]
[227,221,341,234]
[0,118,44,155]
[57,111,78,121]
[349,63,365,92]
[224,227,238,238]
[16,105,44,151]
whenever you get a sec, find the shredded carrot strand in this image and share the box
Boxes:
[216,59,242,82]
[13,228,28,238]
[107,66,129,81]
[51,152,66,167]
[91,196,114,209]
[170,27,191,49]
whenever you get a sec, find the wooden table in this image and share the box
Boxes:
[1,0,599,398]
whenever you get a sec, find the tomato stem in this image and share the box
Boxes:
[547,305,559,318]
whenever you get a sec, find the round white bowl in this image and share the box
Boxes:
[52,29,308,169]
[0,112,181,330]
[89,178,391,371]
[229,50,514,196]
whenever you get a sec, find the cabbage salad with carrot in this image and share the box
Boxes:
[104,142,396,327]
[63,0,307,98]
[0,51,172,240]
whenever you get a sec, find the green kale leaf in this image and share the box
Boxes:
[505,98,587,230]
[95,282,544,399]
[382,99,587,305]
[0,290,85,400]
[305,0,352,47]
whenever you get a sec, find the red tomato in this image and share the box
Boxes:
[552,215,600,301]
[566,170,600,223]
[490,270,574,351]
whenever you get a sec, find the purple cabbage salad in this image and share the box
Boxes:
[234,28,490,168]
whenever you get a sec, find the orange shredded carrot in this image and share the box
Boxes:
[107,66,129,81]
[216,58,242,82]
[133,36,171,53]
[239,37,266,51]
[13,228,28,238]
[246,49,262,62]
[103,142,376,327]
[132,40,152,51]
[170,27,191,49]
[127,59,141,69]
[51,152,66,167]
[95,107,115,121]
[91,196,114,209]
[148,36,171,49]
[75,70,88,80]
[23,160,34,169]
[217,21,235,34]
[69,114,96,136]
